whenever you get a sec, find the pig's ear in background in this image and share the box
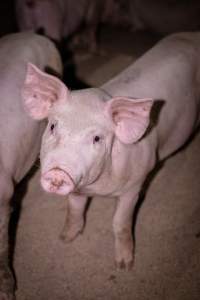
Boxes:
[107,97,153,144]
[22,63,68,120]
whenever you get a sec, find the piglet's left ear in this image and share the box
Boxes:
[107,97,153,144]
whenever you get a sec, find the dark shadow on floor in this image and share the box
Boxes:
[9,163,39,288]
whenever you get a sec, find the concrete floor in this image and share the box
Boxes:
[11,28,200,300]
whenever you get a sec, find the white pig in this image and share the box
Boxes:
[15,0,120,51]
[0,32,62,300]
[22,32,200,270]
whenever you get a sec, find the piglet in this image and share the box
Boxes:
[15,0,126,52]
[22,32,200,270]
[0,32,62,300]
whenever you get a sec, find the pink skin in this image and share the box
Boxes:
[22,32,200,270]
[16,0,63,41]
[41,168,75,195]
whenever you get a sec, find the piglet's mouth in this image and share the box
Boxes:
[41,168,75,196]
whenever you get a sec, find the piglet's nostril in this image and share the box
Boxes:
[51,178,64,188]
[41,167,75,195]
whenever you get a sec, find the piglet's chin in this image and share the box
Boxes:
[41,168,75,196]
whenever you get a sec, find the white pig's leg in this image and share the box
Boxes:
[0,172,15,300]
[60,193,88,242]
[113,187,140,270]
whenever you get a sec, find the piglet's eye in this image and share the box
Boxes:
[50,123,56,133]
[51,124,55,131]
[93,135,101,144]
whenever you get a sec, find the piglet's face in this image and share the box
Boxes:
[22,64,114,195]
[40,89,115,195]
[22,63,153,196]
[17,0,62,41]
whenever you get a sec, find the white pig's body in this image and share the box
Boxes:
[0,32,62,300]
[23,32,200,271]
[15,0,117,50]
[103,33,200,159]
[0,35,57,183]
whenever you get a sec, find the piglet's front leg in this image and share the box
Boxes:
[113,188,140,270]
[60,193,88,242]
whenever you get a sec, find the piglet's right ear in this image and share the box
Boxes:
[22,63,68,120]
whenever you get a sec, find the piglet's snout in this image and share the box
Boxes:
[41,168,75,195]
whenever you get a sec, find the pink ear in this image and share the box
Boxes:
[107,97,153,144]
[22,63,68,120]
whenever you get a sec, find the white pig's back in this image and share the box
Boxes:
[103,32,200,158]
